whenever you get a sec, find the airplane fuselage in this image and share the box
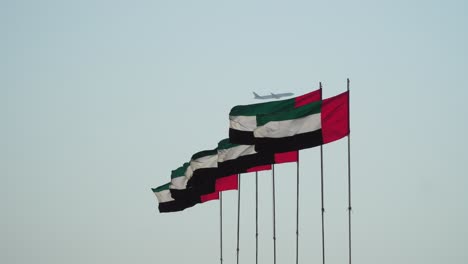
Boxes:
[253,92,294,100]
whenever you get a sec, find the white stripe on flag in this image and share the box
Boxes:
[190,154,218,171]
[254,113,321,138]
[229,115,257,131]
[218,144,257,163]
[155,189,174,203]
[170,176,187,190]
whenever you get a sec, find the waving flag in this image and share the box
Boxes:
[229,89,322,145]
[170,162,190,191]
[186,149,219,195]
[152,183,197,213]
[217,138,274,175]
[170,161,220,203]
[254,91,349,153]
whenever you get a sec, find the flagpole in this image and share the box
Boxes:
[255,171,259,264]
[272,165,277,264]
[236,174,241,264]
[320,144,325,264]
[295,152,300,264]
[220,192,223,264]
[347,78,352,264]
[320,82,326,264]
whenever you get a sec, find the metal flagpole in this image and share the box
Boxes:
[321,144,325,264]
[347,78,352,264]
[255,172,259,264]
[236,174,241,264]
[272,165,277,264]
[220,192,223,264]
[320,82,326,264]
[295,152,300,264]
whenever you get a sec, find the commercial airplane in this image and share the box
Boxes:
[253,92,294,100]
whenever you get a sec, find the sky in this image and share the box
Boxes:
[2,0,468,263]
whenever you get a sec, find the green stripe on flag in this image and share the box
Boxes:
[171,162,190,179]
[192,149,218,160]
[257,101,322,126]
[152,183,170,193]
[217,138,240,150]
[229,99,295,116]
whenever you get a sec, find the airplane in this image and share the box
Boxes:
[253,92,294,100]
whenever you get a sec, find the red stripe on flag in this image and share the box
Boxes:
[215,174,238,192]
[294,89,322,108]
[274,151,298,164]
[322,91,349,144]
[246,164,272,173]
[201,192,219,203]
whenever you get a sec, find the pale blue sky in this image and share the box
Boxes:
[2,1,468,263]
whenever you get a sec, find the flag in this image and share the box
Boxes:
[169,162,192,200]
[170,162,220,203]
[216,140,299,190]
[152,163,220,212]
[217,138,274,176]
[254,91,349,153]
[153,182,218,213]
[170,162,190,191]
[229,89,322,145]
[214,139,273,192]
[186,149,219,195]
[152,183,198,213]
[171,147,239,200]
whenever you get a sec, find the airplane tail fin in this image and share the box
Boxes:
[253,92,261,99]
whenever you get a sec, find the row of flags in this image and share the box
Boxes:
[152,88,349,213]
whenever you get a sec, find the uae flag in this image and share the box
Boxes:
[169,162,194,201]
[217,138,274,175]
[214,139,273,194]
[217,139,299,181]
[229,88,322,145]
[153,183,219,213]
[170,162,190,191]
[153,183,192,213]
[254,91,349,153]
[186,149,219,195]
[170,162,220,203]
